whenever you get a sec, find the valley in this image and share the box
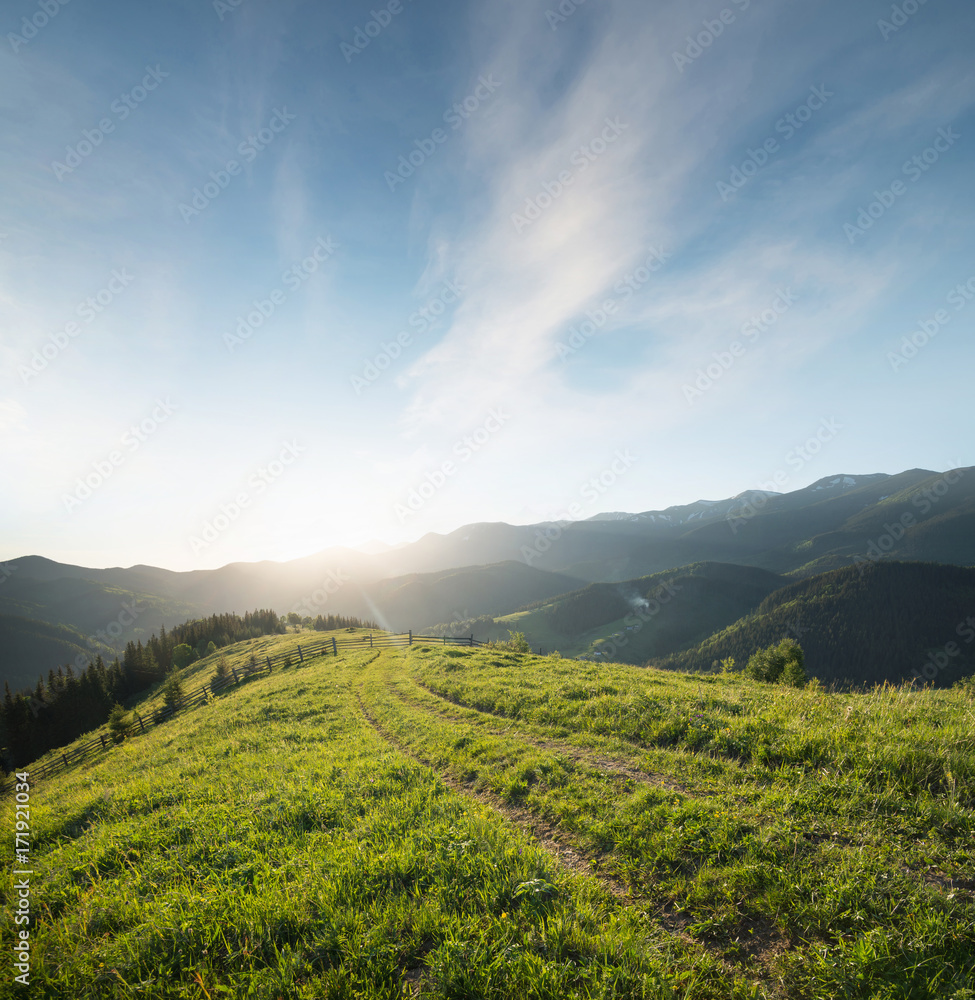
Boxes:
[3,466,974,694]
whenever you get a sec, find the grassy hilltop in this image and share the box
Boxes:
[2,632,974,999]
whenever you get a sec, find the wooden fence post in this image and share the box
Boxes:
[267,656,272,671]
[137,713,145,733]
[298,645,304,663]
[409,630,413,646]
[332,637,337,656]
[100,735,107,749]
[232,668,239,683]
[370,634,373,648]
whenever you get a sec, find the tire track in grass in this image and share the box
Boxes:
[365,675,720,933]
[355,689,777,995]
[399,676,693,796]
[356,653,800,997]
[356,662,785,992]
[356,655,716,933]
[355,688,635,902]
[410,675,763,794]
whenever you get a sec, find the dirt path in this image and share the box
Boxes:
[355,654,784,992]
[400,677,693,795]
[356,689,638,902]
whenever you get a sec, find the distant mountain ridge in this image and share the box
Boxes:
[2,467,972,689]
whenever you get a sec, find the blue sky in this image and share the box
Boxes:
[1,0,972,571]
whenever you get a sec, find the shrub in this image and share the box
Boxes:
[212,657,230,687]
[107,703,130,743]
[162,672,185,711]
[746,639,806,687]
[781,655,807,688]
[172,644,198,669]
[487,631,532,654]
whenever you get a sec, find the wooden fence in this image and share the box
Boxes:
[0,630,485,795]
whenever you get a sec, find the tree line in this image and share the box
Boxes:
[0,609,370,770]
[301,613,379,632]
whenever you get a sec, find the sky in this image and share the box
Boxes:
[1,0,973,572]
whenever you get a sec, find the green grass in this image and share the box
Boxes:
[2,636,974,998]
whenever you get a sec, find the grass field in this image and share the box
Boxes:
[2,633,974,998]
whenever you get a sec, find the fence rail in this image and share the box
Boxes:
[0,630,485,795]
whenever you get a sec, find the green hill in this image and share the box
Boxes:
[658,561,975,687]
[0,614,114,692]
[3,635,973,997]
[0,576,208,692]
[0,574,206,652]
[481,563,786,659]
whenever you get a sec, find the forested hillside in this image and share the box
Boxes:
[0,614,114,691]
[1,609,286,766]
[656,562,975,687]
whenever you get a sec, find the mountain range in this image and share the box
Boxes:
[2,466,972,691]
